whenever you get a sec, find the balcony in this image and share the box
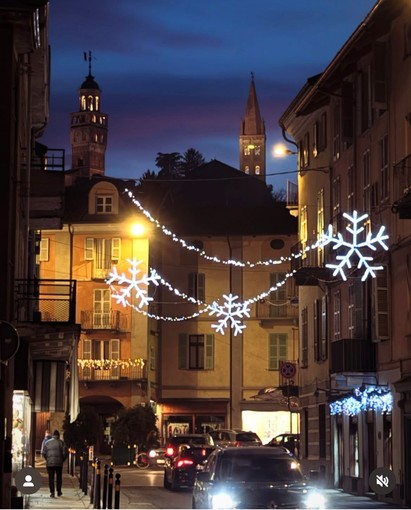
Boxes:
[256,299,298,326]
[330,338,376,374]
[15,279,76,324]
[286,180,298,217]
[80,310,128,331]
[78,360,147,382]
[291,240,332,286]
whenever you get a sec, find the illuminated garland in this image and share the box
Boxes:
[125,189,317,267]
[78,358,145,369]
[329,386,392,416]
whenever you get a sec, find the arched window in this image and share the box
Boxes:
[81,95,86,110]
[88,96,94,111]
[95,96,99,111]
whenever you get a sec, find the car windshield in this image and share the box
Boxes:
[218,455,304,483]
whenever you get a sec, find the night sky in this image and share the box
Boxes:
[42,0,377,190]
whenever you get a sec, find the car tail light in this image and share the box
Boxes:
[235,441,241,447]
[177,459,194,468]
[166,447,175,456]
[201,449,207,456]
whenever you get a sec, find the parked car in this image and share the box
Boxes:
[192,446,325,509]
[164,434,215,490]
[209,429,262,448]
[265,433,300,457]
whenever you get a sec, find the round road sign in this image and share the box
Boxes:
[280,362,296,379]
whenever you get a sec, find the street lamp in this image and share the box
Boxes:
[273,143,298,157]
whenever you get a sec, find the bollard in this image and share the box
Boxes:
[70,449,76,476]
[79,454,83,489]
[107,467,113,509]
[102,464,108,509]
[114,473,121,510]
[90,458,96,504]
[67,448,71,474]
[93,459,101,509]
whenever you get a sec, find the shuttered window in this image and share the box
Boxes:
[178,333,214,370]
[39,238,49,261]
[373,264,389,341]
[268,333,288,370]
[188,273,205,302]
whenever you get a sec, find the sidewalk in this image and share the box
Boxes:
[25,456,92,509]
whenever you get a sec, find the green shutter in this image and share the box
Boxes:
[198,274,206,302]
[178,334,188,369]
[204,334,214,370]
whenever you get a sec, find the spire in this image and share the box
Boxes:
[242,72,264,136]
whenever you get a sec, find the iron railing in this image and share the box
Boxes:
[78,361,147,381]
[15,279,76,323]
[80,310,128,331]
[330,338,376,373]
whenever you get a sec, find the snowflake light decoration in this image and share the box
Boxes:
[321,210,389,281]
[106,258,161,308]
[208,293,251,336]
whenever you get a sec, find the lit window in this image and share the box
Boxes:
[244,165,250,174]
[96,195,113,214]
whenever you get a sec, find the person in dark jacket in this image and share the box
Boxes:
[40,429,52,454]
[42,429,67,498]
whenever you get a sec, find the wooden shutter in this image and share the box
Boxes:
[197,274,205,302]
[320,296,327,360]
[204,334,214,369]
[178,334,188,369]
[39,238,49,261]
[82,339,92,380]
[111,238,121,262]
[85,238,94,260]
[313,300,320,362]
[110,339,120,378]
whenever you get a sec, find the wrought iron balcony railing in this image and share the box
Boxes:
[256,300,298,320]
[80,310,128,331]
[330,338,376,374]
[15,279,76,323]
[78,360,147,382]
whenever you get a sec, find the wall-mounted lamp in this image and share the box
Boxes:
[273,143,298,157]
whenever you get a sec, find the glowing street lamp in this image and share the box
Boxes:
[273,143,298,157]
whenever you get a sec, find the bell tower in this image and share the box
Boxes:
[70,51,108,177]
[239,73,266,181]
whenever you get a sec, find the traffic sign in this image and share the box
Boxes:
[280,361,296,379]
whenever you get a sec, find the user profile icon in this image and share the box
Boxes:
[15,467,42,495]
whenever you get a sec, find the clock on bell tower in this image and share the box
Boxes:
[239,73,266,181]
[70,51,108,177]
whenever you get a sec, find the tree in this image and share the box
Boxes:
[180,148,205,176]
[139,169,158,182]
[111,404,158,448]
[271,187,286,202]
[155,152,183,179]
[63,406,103,452]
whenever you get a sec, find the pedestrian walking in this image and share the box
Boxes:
[40,429,52,453]
[41,429,67,498]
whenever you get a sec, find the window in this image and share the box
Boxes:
[342,81,354,148]
[300,206,308,256]
[255,165,260,175]
[188,273,205,302]
[269,273,287,317]
[313,122,319,158]
[363,150,371,213]
[302,132,310,168]
[319,404,326,458]
[244,165,250,174]
[84,238,121,276]
[93,289,111,329]
[314,298,327,361]
[372,264,389,341]
[301,307,308,367]
[333,290,341,340]
[317,189,324,265]
[348,282,363,339]
[347,165,355,212]
[333,102,341,161]
[96,195,113,214]
[373,41,387,110]
[379,135,389,202]
[360,65,372,132]
[39,238,49,262]
[268,333,288,370]
[178,334,214,370]
[83,338,120,379]
[349,417,359,477]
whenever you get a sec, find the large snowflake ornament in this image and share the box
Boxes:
[208,293,251,336]
[106,259,161,308]
[321,211,389,281]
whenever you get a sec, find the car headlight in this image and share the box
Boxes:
[212,492,235,509]
[304,490,326,509]
[149,450,157,458]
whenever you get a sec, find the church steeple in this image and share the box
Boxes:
[70,51,108,178]
[239,73,266,181]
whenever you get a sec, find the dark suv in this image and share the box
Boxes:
[209,429,262,448]
[192,446,325,509]
[163,434,215,490]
